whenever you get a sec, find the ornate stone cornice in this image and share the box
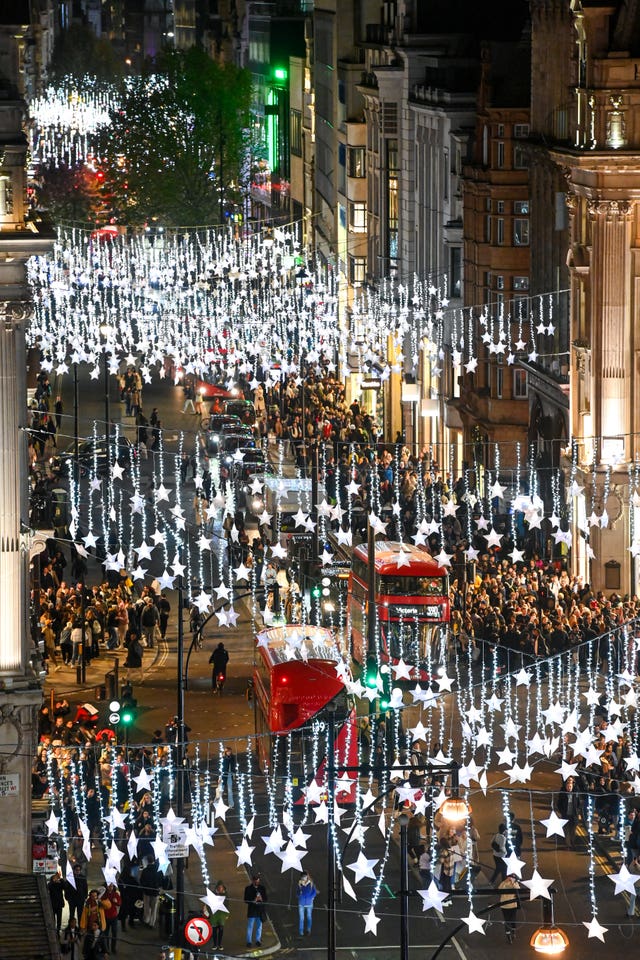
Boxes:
[586,198,634,220]
[0,300,32,329]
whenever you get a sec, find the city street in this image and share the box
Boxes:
[34,366,640,960]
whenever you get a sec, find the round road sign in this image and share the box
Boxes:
[109,712,120,724]
[184,916,212,947]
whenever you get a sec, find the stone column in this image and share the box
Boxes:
[588,198,633,462]
[0,300,30,675]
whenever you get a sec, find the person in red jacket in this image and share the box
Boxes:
[100,882,122,953]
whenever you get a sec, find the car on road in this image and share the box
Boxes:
[204,414,243,453]
[233,454,275,513]
[55,435,135,478]
[222,398,256,426]
[220,433,257,463]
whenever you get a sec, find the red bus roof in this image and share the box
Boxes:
[255,625,339,666]
[352,540,449,577]
[254,626,345,732]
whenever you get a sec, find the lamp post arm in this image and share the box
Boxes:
[429,897,501,960]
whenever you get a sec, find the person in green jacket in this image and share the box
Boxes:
[211,881,228,949]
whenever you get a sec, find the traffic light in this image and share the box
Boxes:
[364,656,378,690]
[310,581,322,601]
[379,665,392,711]
[120,704,135,727]
[120,684,137,728]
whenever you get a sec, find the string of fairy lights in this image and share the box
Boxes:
[26,84,640,941]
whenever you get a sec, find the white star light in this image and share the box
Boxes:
[461,910,487,934]
[346,852,379,883]
[362,907,381,935]
[583,915,608,941]
[540,810,568,838]
[235,837,255,866]
[201,887,229,915]
[608,863,640,896]
[418,880,450,913]
[522,869,553,900]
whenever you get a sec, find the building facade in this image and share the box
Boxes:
[0,2,55,871]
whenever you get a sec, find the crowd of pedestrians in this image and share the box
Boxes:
[34,538,171,679]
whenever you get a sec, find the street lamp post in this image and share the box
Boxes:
[326,701,337,960]
[175,556,186,939]
[398,812,409,960]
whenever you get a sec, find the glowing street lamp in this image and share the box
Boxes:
[439,762,470,825]
[530,897,569,956]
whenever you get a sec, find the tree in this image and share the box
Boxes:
[99,47,253,226]
[35,163,106,226]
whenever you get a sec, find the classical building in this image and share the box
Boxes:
[547,0,640,592]
[0,4,55,871]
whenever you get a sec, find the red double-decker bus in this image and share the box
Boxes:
[348,540,450,680]
[253,625,357,799]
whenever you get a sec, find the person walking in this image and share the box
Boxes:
[498,873,521,942]
[124,631,145,684]
[210,881,228,949]
[221,745,236,806]
[82,919,109,959]
[47,869,65,935]
[182,381,196,414]
[79,889,106,933]
[140,857,162,928]
[140,597,160,649]
[61,918,81,959]
[437,837,456,893]
[158,593,171,639]
[64,864,88,924]
[297,872,318,936]
[100,881,121,953]
[557,776,580,849]
[244,874,267,947]
[489,823,508,885]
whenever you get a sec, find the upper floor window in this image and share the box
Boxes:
[290,110,302,157]
[349,255,366,285]
[349,201,367,233]
[514,369,528,397]
[514,218,530,246]
[514,146,529,169]
[349,147,366,178]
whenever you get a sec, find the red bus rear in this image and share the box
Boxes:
[253,626,356,797]
[348,540,450,680]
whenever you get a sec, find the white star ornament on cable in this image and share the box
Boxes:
[522,869,553,900]
[363,907,380,935]
[462,911,487,934]
[540,810,568,838]
[583,915,608,941]
[418,880,449,912]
